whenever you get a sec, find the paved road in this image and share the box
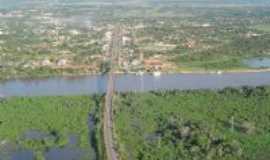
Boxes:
[104,70,117,160]
[103,27,121,160]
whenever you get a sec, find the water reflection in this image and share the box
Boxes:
[243,57,270,68]
[0,142,34,160]
[0,130,95,160]
[44,147,87,160]
[11,150,34,160]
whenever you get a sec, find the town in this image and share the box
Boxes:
[1,1,270,80]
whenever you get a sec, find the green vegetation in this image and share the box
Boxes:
[132,9,270,70]
[92,95,106,160]
[1,2,270,80]
[119,6,270,71]
[0,67,79,81]
[114,87,270,160]
[0,3,106,80]
[253,24,270,32]
[0,96,97,159]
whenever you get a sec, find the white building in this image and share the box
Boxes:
[122,36,131,46]
[57,59,68,66]
[41,59,52,66]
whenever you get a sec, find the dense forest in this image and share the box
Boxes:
[114,86,270,160]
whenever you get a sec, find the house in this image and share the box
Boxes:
[41,59,52,66]
[69,29,80,35]
[202,23,211,27]
[122,36,132,46]
[184,39,196,48]
[57,59,68,67]
[144,59,163,70]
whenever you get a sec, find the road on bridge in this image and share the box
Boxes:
[103,26,121,160]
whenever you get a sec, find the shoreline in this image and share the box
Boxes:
[1,68,270,82]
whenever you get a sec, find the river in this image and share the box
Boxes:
[1,72,270,97]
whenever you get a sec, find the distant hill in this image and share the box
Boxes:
[147,0,270,7]
[0,0,269,10]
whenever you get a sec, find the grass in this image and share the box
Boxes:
[0,96,97,159]
[176,56,246,70]
[114,87,270,160]
[253,24,270,32]
[0,66,95,81]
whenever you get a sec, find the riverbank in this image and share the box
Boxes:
[2,67,270,82]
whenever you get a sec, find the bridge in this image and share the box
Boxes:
[103,26,121,160]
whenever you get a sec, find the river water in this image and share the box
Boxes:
[243,57,270,69]
[1,72,270,97]
[1,72,270,159]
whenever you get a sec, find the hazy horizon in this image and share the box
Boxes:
[0,0,270,10]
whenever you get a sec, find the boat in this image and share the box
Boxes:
[217,70,223,75]
[139,71,144,76]
[136,71,144,76]
[153,71,161,77]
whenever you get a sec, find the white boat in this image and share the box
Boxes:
[217,70,223,75]
[137,71,144,76]
[153,71,161,77]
